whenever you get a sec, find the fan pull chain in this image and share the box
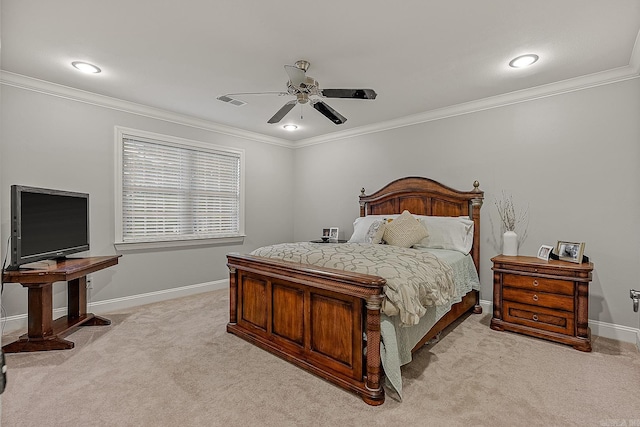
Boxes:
[300,103,304,120]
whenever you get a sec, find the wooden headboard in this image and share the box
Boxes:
[358,177,484,272]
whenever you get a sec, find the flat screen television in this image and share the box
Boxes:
[9,185,89,270]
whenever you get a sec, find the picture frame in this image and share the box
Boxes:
[321,228,331,241]
[536,244,554,261]
[555,241,585,264]
[329,227,339,241]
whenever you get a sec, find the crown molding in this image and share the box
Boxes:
[295,61,640,148]
[3,29,640,151]
[0,71,294,149]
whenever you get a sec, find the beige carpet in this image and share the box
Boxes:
[2,288,639,427]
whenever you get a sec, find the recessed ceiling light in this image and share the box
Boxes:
[509,54,539,68]
[283,124,298,131]
[71,61,101,74]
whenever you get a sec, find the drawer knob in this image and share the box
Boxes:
[533,280,539,287]
[532,314,539,321]
[533,295,539,301]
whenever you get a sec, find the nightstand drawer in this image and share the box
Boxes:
[503,287,574,311]
[504,301,574,336]
[502,273,574,295]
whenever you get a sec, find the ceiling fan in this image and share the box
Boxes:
[217,60,377,125]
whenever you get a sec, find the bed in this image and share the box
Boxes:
[226,176,484,405]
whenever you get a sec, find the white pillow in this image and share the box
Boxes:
[416,216,475,254]
[382,210,429,248]
[348,214,399,243]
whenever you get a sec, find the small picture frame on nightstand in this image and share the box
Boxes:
[556,241,585,263]
[537,244,554,261]
[329,227,339,241]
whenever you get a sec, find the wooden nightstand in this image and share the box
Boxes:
[490,255,594,352]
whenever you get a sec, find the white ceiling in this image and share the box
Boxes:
[2,1,639,144]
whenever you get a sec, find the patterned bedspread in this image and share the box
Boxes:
[251,242,456,326]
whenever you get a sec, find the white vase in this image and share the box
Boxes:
[502,230,518,256]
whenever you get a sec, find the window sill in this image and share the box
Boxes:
[114,235,245,251]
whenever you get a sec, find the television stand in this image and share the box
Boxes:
[1,256,121,353]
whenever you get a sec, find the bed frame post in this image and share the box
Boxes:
[363,294,384,406]
[228,265,237,325]
[359,187,367,217]
[470,180,483,314]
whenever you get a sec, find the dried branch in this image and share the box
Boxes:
[495,191,528,232]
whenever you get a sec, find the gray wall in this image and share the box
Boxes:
[0,85,294,316]
[2,76,639,332]
[293,78,640,329]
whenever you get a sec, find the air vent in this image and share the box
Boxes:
[217,95,246,107]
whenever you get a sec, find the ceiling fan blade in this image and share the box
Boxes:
[267,100,297,124]
[312,101,347,125]
[320,89,377,100]
[284,65,306,87]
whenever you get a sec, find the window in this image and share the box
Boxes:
[115,127,244,249]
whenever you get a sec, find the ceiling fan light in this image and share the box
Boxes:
[72,61,101,74]
[283,124,298,131]
[509,54,539,68]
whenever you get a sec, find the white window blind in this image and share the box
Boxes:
[116,129,244,246]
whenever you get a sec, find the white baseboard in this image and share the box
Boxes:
[479,299,640,348]
[2,291,637,350]
[588,319,640,346]
[1,279,228,335]
[479,299,492,315]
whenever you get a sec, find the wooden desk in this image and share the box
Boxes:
[2,256,121,353]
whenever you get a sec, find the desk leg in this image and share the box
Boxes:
[28,284,53,339]
[2,283,75,353]
[68,277,111,326]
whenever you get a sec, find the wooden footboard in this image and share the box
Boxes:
[227,253,387,405]
[227,253,481,405]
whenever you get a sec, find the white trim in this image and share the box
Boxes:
[114,235,245,251]
[588,319,640,347]
[295,64,640,148]
[480,299,640,348]
[0,279,228,335]
[3,41,640,150]
[0,71,293,148]
[479,299,492,315]
[2,293,637,349]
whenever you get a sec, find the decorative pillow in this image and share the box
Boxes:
[348,214,399,243]
[382,210,429,248]
[415,216,475,254]
[364,220,389,244]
